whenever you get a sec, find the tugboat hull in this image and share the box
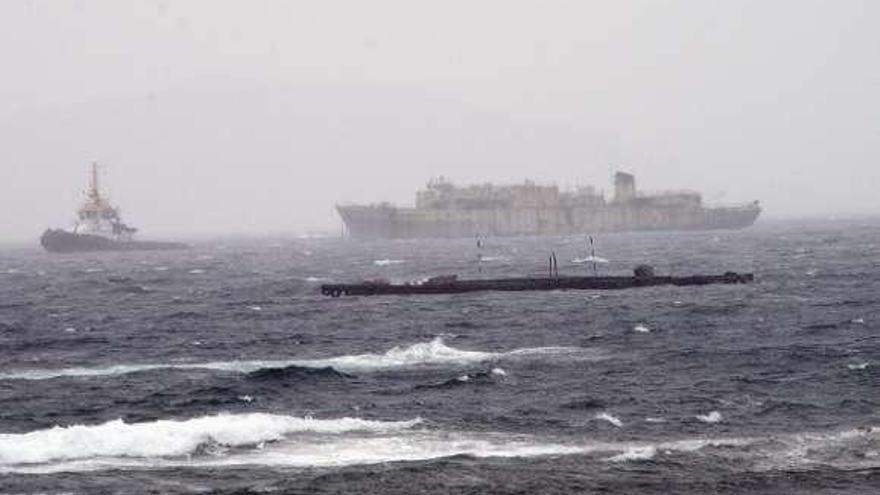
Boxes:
[40,229,188,253]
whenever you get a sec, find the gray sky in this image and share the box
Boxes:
[1,0,878,241]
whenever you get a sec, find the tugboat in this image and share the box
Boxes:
[40,163,188,253]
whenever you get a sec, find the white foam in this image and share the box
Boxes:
[504,346,588,358]
[0,413,422,466]
[5,418,877,475]
[607,446,656,462]
[373,259,405,266]
[758,426,880,470]
[571,256,609,264]
[634,324,650,333]
[847,362,869,370]
[491,367,507,376]
[321,337,496,371]
[0,363,172,380]
[696,411,723,423]
[2,429,590,474]
[596,412,623,427]
[0,337,594,380]
[188,269,205,274]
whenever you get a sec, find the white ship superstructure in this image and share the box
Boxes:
[73,163,137,241]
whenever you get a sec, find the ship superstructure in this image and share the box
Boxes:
[337,172,761,239]
[72,163,137,241]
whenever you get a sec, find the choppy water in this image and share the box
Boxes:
[1,220,879,494]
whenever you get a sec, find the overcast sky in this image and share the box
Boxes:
[1,0,878,241]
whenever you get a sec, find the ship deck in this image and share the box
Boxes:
[320,272,754,297]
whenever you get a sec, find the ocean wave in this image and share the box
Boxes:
[0,337,596,381]
[759,426,880,470]
[246,364,352,381]
[2,418,878,474]
[571,256,609,264]
[373,259,405,266]
[696,411,723,423]
[562,397,606,411]
[479,255,509,262]
[596,412,623,427]
[1,428,587,474]
[414,369,505,390]
[0,413,422,467]
[607,446,656,462]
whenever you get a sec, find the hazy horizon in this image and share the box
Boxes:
[2,1,878,243]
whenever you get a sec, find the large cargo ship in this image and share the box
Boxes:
[337,172,760,239]
[40,163,188,253]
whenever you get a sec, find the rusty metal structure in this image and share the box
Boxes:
[321,268,755,298]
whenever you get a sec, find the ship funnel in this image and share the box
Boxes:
[614,172,636,203]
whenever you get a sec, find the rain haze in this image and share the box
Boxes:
[1,0,878,242]
[5,3,880,492]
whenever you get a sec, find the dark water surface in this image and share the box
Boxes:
[1,220,878,494]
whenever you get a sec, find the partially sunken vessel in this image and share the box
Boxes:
[337,172,760,239]
[40,163,188,253]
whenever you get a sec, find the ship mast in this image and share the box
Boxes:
[87,161,101,202]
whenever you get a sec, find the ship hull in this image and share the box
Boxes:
[40,229,188,253]
[337,203,761,239]
[321,272,754,297]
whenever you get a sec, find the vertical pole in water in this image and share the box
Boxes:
[549,254,553,278]
[589,236,597,277]
[476,235,483,274]
[552,251,558,279]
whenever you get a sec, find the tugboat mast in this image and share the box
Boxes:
[87,161,101,203]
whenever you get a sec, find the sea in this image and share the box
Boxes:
[1,219,878,494]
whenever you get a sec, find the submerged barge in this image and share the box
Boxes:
[320,267,754,297]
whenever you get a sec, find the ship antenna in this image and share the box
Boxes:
[89,161,100,201]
